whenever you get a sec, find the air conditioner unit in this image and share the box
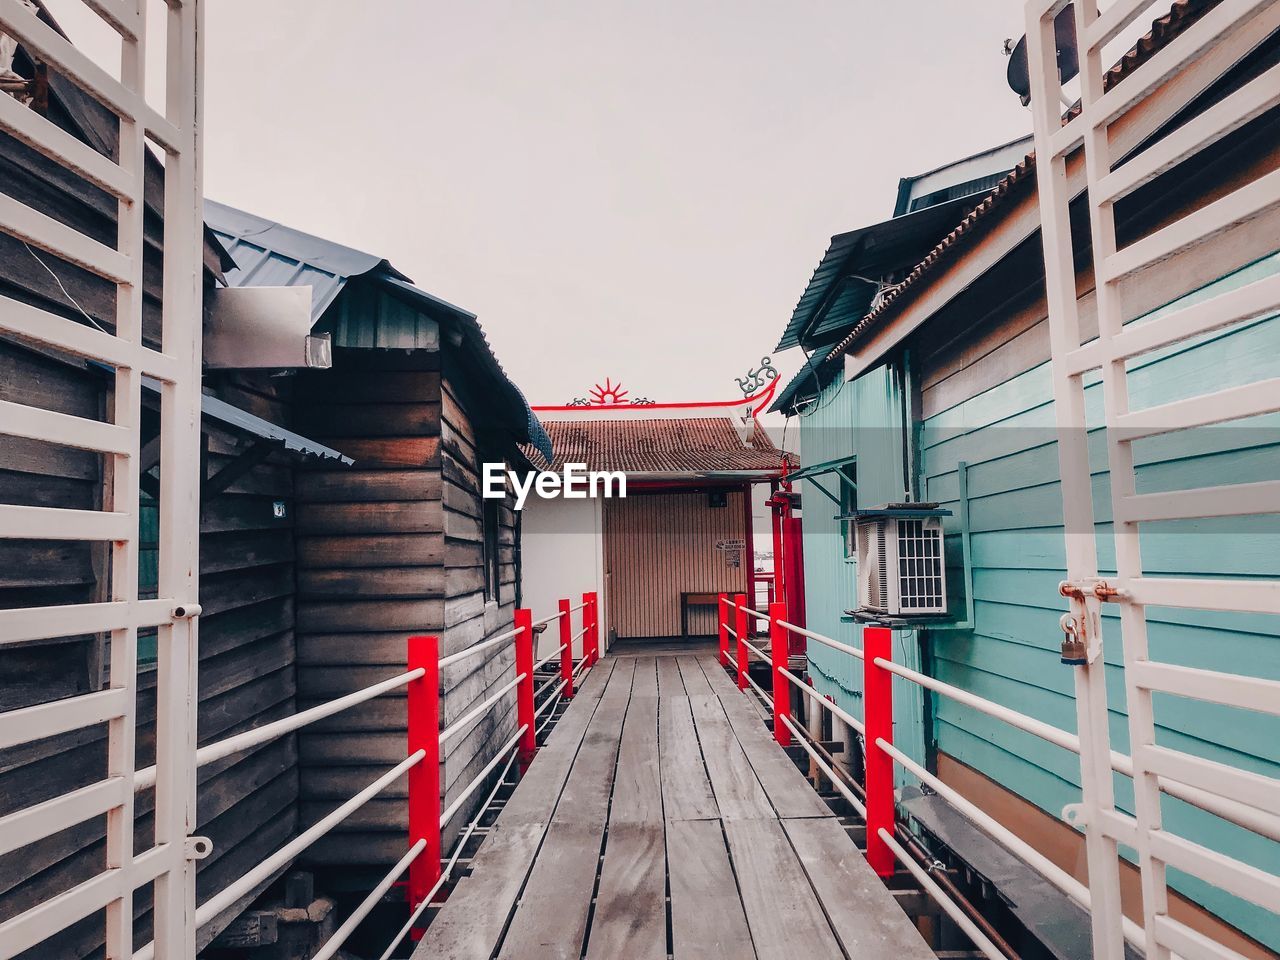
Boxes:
[852,505,950,618]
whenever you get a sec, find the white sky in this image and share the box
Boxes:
[47,0,1037,413]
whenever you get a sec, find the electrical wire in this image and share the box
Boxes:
[23,243,111,334]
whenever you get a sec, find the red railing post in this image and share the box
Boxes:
[407,634,441,929]
[585,590,599,665]
[515,608,536,773]
[769,602,790,746]
[864,624,895,877]
[559,597,574,700]
[717,593,729,666]
[734,592,748,691]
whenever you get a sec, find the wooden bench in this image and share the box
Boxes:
[680,591,721,638]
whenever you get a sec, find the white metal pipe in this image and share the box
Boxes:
[779,665,865,735]
[875,657,1079,754]
[131,751,427,959]
[878,828,1006,960]
[874,657,1280,841]
[777,619,863,660]
[440,726,526,827]
[741,637,768,662]
[439,674,524,747]
[535,678,568,715]
[439,625,524,670]
[534,642,568,673]
[735,603,770,620]
[780,714,865,817]
[311,839,427,960]
[537,692,565,734]
[134,669,425,792]
[723,625,738,639]
[376,746,520,960]
[877,736,1147,950]
[196,751,423,927]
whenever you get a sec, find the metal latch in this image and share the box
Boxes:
[1057,580,1118,666]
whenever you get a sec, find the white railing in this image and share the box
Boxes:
[0,1,204,957]
[4,588,600,960]
[720,595,1278,960]
[1025,0,1280,957]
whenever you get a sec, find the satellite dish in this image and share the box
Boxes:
[1006,3,1079,105]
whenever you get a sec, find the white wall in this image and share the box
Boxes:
[521,495,606,659]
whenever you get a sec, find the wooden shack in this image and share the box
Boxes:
[205,203,552,878]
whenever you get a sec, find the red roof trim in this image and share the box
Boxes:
[532,377,780,417]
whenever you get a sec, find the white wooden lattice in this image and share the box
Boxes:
[1026,2,1280,958]
[0,2,203,957]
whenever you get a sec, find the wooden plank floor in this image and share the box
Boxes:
[414,652,935,960]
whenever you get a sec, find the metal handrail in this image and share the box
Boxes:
[759,615,1164,953]
[133,749,429,960]
[534,641,569,673]
[440,674,526,746]
[439,623,525,670]
[132,667,426,791]
[127,593,593,960]
[376,741,520,960]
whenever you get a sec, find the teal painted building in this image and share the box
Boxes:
[771,51,1280,954]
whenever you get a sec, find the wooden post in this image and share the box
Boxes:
[864,625,895,877]
[734,592,748,691]
[559,598,574,699]
[769,602,790,746]
[406,635,441,930]
[515,608,536,773]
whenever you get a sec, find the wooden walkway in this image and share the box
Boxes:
[414,651,935,960]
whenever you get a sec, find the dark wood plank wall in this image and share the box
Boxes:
[193,372,303,942]
[291,345,528,863]
[293,349,447,866]
[438,369,519,843]
[0,348,302,955]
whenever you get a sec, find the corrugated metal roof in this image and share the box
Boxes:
[201,200,552,461]
[204,199,405,324]
[775,194,985,353]
[823,0,1221,367]
[530,417,788,474]
[769,349,842,415]
[135,375,352,463]
[200,392,354,463]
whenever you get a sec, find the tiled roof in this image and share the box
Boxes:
[823,0,1220,365]
[530,417,789,474]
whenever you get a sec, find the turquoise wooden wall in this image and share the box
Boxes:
[798,363,929,786]
[920,253,1280,948]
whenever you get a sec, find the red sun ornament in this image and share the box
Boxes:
[589,378,628,405]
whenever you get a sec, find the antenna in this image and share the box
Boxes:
[1005,3,1079,107]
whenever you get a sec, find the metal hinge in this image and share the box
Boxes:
[185,836,213,861]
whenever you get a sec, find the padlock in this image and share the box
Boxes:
[1060,613,1087,665]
